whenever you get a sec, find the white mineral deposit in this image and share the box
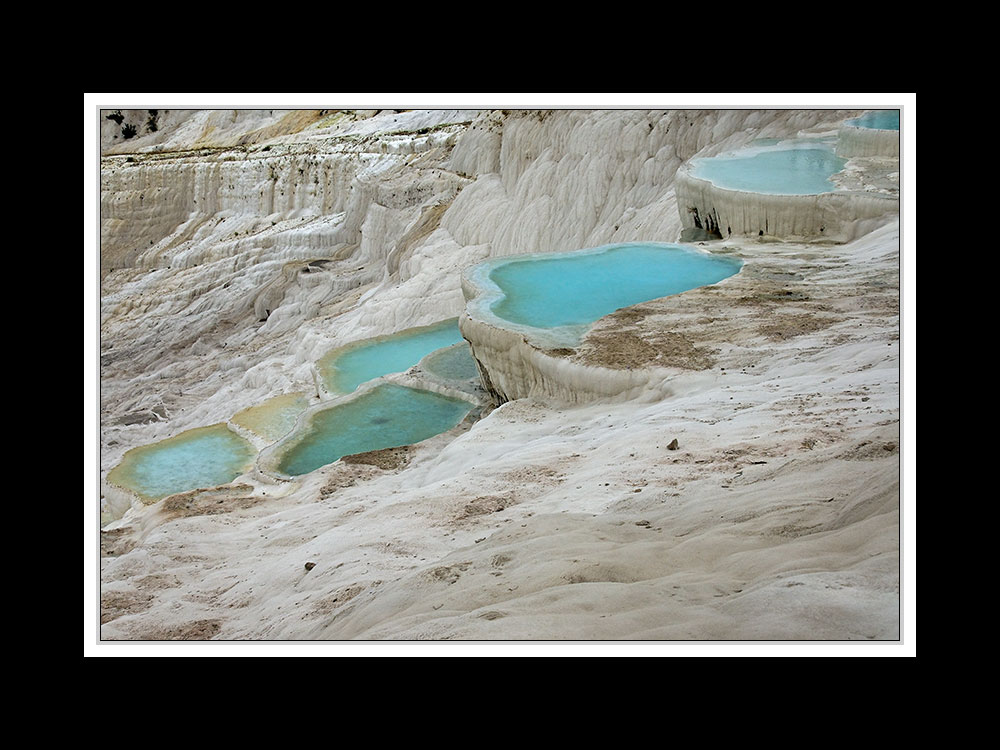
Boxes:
[88,98,912,654]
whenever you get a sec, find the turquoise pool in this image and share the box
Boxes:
[107,424,256,501]
[689,140,847,195]
[485,243,742,331]
[276,383,473,476]
[849,110,900,131]
[318,319,465,395]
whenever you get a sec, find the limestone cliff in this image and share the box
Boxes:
[100,108,860,460]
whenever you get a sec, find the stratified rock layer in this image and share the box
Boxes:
[674,164,897,242]
[837,121,900,158]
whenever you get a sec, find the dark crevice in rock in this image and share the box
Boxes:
[468,343,507,406]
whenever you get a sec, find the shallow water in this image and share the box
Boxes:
[319,319,465,394]
[107,424,256,500]
[421,342,479,382]
[488,244,742,330]
[231,392,310,442]
[689,142,847,195]
[277,383,472,477]
[849,110,900,131]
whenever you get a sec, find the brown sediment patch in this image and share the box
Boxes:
[856,289,900,315]
[318,463,380,499]
[428,562,472,585]
[114,408,166,426]
[607,304,658,324]
[758,313,836,342]
[563,563,642,585]
[341,445,414,471]
[763,522,824,538]
[459,493,515,520]
[159,484,267,518]
[309,583,367,617]
[737,287,811,306]
[741,266,805,283]
[839,439,899,461]
[135,619,223,641]
[501,465,565,486]
[101,528,137,557]
[135,573,184,591]
[582,330,716,370]
[581,331,658,369]
[490,554,512,569]
[101,590,154,624]
[645,331,717,369]
[361,538,417,557]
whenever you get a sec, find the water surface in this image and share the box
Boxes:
[689,142,847,195]
[319,319,464,395]
[107,424,256,500]
[231,392,310,442]
[422,342,479,382]
[848,110,900,131]
[487,243,742,331]
[277,383,472,477]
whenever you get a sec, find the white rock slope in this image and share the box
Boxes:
[94,107,905,647]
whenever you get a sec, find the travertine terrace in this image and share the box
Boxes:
[91,105,909,650]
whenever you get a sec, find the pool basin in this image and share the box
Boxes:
[687,139,847,196]
[420,342,480,383]
[463,242,742,349]
[231,392,311,443]
[318,318,465,395]
[272,382,474,477]
[106,423,256,501]
[847,110,900,131]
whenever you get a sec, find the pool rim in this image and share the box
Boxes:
[682,135,849,197]
[317,316,464,396]
[461,240,744,350]
[256,375,479,481]
[416,340,481,384]
[105,421,257,504]
[844,109,901,132]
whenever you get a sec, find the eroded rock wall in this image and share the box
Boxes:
[99,111,478,501]
[448,109,883,403]
[443,109,857,258]
[837,123,900,158]
[673,168,898,242]
[459,312,675,406]
[99,107,870,514]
